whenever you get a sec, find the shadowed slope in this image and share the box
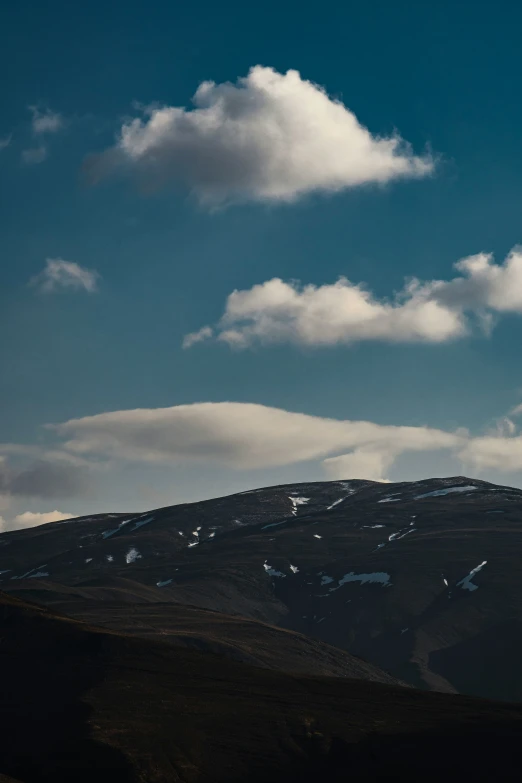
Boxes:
[1,592,522,782]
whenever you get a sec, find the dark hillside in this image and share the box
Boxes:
[1,592,522,782]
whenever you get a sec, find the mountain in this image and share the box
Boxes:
[1,591,522,783]
[2,475,522,700]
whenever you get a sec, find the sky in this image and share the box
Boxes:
[3,0,522,530]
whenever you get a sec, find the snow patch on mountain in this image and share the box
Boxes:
[457,561,487,592]
[263,561,286,578]
[11,565,48,580]
[102,518,133,539]
[415,485,477,500]
[320,574,334,585]
[262,520,287,530]
[389,528,416,542]
[125,547,142,564]
[326,497,345,510]
[289,496,310,515]
[330,571,392,590]
[132,516,154,530]
[378,495,401,503]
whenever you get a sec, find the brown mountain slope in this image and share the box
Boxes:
[1,592,522,783]
[3,476,522,699]
[45,599,407,683]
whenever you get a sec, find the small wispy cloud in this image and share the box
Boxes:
[29,258,99,294]
[21,145,48,165]
[21,106,64,165]
[182,326,213,349]
[29,106,63,135]
[0,135,11,151]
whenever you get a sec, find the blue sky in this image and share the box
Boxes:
[3,0,522,528]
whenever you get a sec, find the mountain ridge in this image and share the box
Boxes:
[3,475,522,699]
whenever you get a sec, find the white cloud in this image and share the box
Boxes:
[0,443,90,467]
[86,65,433,206]
[8,400,522,496]
[323,449,397,482]
[453,399,522,474]
[0,135,11,151]
[30,258,99,293]
[21,145,48,165]
[183,326,214,348]
[29,106,63,135]
[182,326,213,349]
[458,435,522,473]
[0,509,72,533]
[50,402,463,483]
[185,277,465,349]
[184,247,522,349]
[422,250,522,313]
[485,417,517,438]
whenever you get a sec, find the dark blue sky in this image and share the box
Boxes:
[2,0,522,525]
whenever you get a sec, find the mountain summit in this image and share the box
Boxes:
[3,475,522,700]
